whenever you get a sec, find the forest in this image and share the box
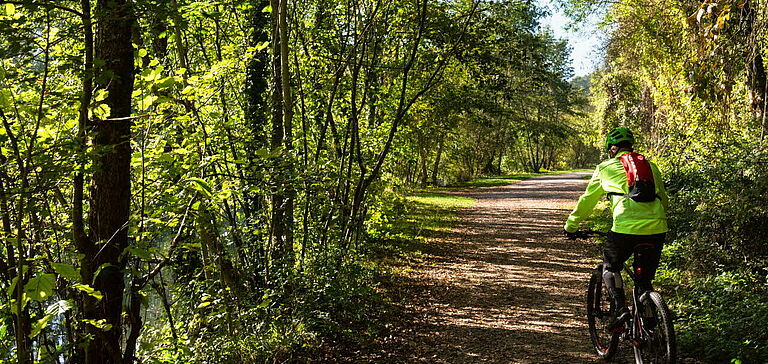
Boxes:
[0,0,765,361]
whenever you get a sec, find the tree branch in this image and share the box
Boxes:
[139,197,195,286]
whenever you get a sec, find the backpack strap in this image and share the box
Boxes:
[606,192,660,200]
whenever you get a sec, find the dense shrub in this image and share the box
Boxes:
[658,141,768,362]
[657,267,768,363]
[664,141,768,277]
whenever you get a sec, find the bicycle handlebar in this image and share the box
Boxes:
[568,229,607,240]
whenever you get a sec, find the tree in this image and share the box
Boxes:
[77,0,136,360]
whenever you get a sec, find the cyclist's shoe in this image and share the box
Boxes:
[609,305,630,333]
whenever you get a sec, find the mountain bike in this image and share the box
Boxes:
[574,230,676,363]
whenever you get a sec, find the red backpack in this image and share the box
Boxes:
[617,152,657,202]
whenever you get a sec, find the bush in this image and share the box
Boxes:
[658,140,768,363]
[658,269,768,363]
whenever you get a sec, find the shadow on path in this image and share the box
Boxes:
[352,172,638,363]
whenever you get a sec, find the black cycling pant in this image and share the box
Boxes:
[602,231,665,299]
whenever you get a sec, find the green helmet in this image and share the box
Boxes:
[605,127,635,151]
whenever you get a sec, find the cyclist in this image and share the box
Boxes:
[563,127,669,329]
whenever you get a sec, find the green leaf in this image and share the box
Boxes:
[145,64,165,81]
[181,86,195,95]
[74,284,103,301]
[0,89,11,108]
[254,148,270,158]
[187,177,213,197]
[89,103,111,120]
[52,263,80,283]
[30,314,53,338]
[256,298,271,309]
[94,89,109,102]
[93,263,114,283]
[138,49,148,58]
[138,95,157,111]
[24,274,55,301]
[196,301,212,309]
[6,276,17,297]
[129,247,152,260]
[31,314,55,337]
[154,76,177,89]
[83,319,112,331]
[4,3,15,16]
[0,323,7,339]
[255,41,270,51]
[262,4,272,12]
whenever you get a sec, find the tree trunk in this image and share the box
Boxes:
[0,147,31,363]
[198,204,240,296]
[72,0,92,360]
[245,0,271,217]
[82,0,135,361]
[418,146,428,186]
[431,134,444,185]
[750,53,767,138]
[496,147,503,174]
[268,0,294,288]
[279,0,295,274]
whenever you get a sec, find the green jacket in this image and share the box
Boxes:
[564,151,669,235]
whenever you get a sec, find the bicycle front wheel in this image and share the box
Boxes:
[586,267,618,360]
[633,291,676,364]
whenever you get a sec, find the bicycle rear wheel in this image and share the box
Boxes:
[633,291,676,364]
[587,266,619,360]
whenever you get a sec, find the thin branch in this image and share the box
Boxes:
[139,197,195,286]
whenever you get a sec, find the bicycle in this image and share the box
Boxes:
[573,230,676,363]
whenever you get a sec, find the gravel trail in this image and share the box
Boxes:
[362,171,635,363]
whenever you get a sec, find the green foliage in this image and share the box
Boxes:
[367,187,475,262]
[51,263,80,283]
[560,0,768,360]
[10,0,763,359]
[665,142,768,276]
[658,268,768,363]
[23,274,55,302]
[392,1,592,184]
[655,141,768,362]
[298,260,380,351]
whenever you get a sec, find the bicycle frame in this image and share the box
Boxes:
[621,264,654,349]
[580,230,676,363]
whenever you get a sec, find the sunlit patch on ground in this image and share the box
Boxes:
[354,171,642,363]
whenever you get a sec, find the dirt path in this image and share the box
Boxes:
[362,171,636,363]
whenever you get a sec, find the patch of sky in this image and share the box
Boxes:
[536,0,607,78]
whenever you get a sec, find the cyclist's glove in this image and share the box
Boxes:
[563,230,577,240]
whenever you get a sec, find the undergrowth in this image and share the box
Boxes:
[579,147,768,363]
